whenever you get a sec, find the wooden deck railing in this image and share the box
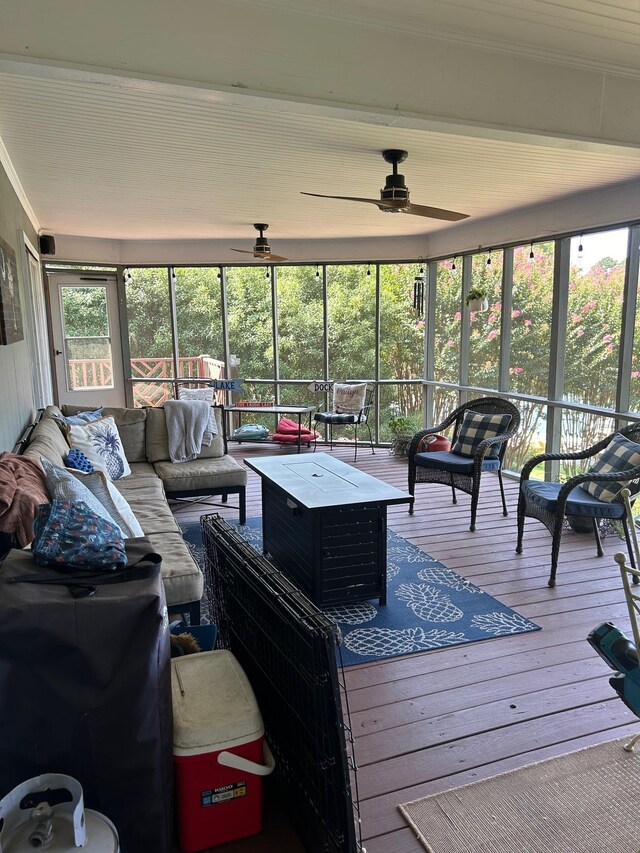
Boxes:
[68,356,225,406]
[68,359,113,390]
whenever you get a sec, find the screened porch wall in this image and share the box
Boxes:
[81,220,640,472]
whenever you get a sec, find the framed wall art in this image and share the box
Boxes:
[0,235,23,345]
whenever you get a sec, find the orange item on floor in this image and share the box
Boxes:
[272,417,318,443]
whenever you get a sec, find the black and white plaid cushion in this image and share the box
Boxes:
[580,433,640,503]
[315,411,360,424]
[450,410,512,458]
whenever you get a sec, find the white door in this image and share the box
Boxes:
[48,272,126,408]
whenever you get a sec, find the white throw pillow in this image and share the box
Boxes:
[68,469,144,538]
[68,417,131,480]
[333,383,367,414]
[179,387,214,402]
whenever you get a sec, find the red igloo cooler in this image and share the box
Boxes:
[171,650,275,852]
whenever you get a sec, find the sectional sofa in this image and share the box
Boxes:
[23,403,247,621]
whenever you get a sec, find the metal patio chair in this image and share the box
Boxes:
[313,384,375,462]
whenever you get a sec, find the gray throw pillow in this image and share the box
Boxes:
[40,458,125,537]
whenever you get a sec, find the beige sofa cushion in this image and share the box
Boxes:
[154,455,246,493]
[23,416,70,467]
[114,475,182,535]
[62,405,147,463]
[144,531,204,606]
[146,406,225,463]
[125,461,158,478]
[23,409,214,609]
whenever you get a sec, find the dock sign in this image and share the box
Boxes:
[307,380,334,393]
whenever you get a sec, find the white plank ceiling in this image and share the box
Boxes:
[1,0,640,242]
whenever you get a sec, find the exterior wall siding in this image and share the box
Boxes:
[0,160,38,450]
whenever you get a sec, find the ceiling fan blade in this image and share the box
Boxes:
[301,192,384,207]
[401,202,469,222]
[302,192,468,221]
[266,253,288,262]
[230,248,255,255]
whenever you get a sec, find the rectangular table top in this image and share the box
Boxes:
[244,452,411,510]
[225,405,316,415]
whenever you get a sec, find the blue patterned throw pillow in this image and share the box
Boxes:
[32,499,127,569]
[63,407,104,426]
[580,433,640,503]
[450,410,512,458]
[65,448,94,473]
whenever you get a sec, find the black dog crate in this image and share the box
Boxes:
[202,513,362,853]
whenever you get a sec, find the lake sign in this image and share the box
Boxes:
[209,378,245,393]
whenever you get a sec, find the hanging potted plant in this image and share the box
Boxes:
[466,286,489,313]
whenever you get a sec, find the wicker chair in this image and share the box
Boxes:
[516,423,640,588]
[408,396,521,532]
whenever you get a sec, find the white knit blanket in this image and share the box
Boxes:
[164,400,213,463]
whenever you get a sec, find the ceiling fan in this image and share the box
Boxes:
[230,223,288,261]
[301,149,469,222]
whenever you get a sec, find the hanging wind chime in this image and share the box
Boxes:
[413,260,426,316]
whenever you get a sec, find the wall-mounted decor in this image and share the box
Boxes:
[0,236,23,345]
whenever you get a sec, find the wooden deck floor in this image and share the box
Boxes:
[171,443,638,853]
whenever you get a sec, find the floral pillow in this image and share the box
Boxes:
[68,417,131,480]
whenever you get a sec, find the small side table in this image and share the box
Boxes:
[224,405,316,453]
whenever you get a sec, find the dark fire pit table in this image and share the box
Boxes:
[244,453,412,606]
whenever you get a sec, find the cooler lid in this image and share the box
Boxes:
[172,650,264,752]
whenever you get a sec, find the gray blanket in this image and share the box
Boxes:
[164,400,213,463]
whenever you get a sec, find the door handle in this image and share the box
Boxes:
[55,349,63,355]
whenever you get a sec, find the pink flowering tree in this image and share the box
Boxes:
[431,244,628,475]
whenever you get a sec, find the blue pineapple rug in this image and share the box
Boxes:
[180,517,540,666]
